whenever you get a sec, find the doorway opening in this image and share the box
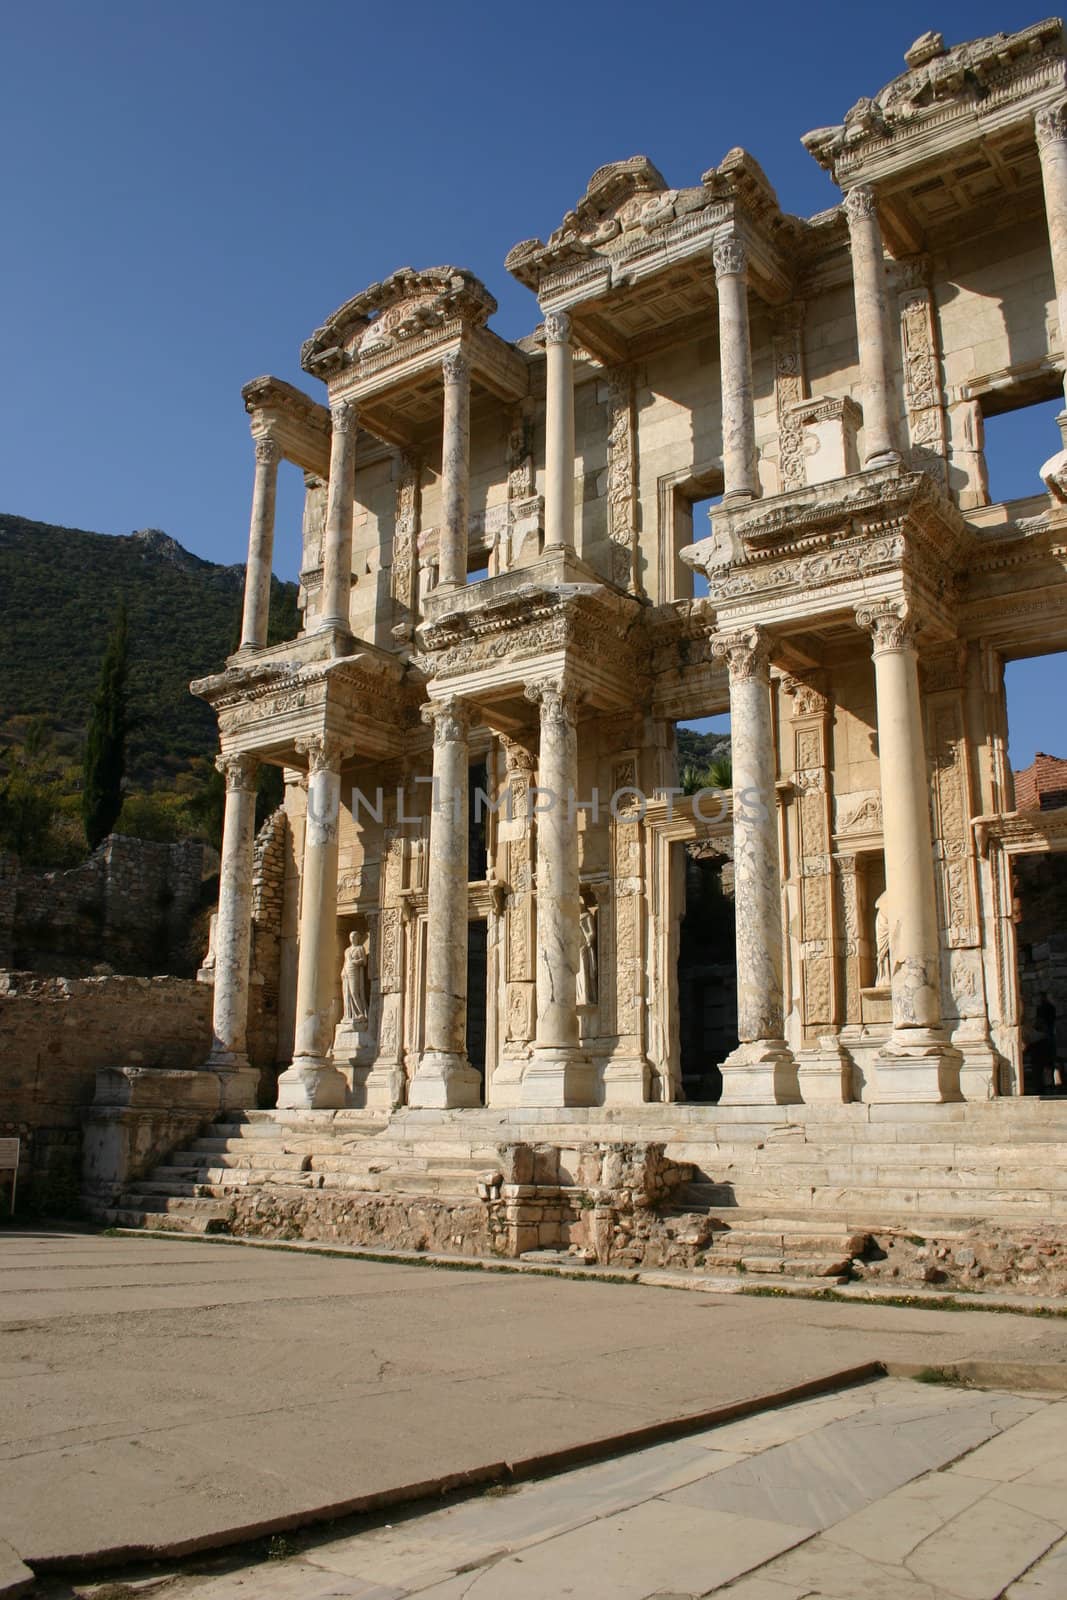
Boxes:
[677,844,737,1102]
[466,917,488,1097]
[1013,852,1067,1095]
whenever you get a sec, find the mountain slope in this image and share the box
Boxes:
[0,513,298,785]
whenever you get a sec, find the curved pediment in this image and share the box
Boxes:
[802,18,1064,178]
[302,266,496,379]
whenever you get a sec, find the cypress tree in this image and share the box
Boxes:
[82,601,130,850]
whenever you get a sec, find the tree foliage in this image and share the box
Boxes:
[82,601,130,850]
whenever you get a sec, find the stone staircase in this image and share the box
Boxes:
[97,1100,1067,1293]
[667,1192,870,1284]
[103,1111,505,1240]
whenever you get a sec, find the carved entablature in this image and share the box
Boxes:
[505,149,798,335]
[416,584,649,712]
[299,266,528,435]
[680,463,971,635]
[192,646,425,765]
[802,19,1064,187]
[242,375,331,478]
[302,267,495,376]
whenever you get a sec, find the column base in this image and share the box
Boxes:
[864,449,902,470]
[214,1064,261,1111]
[719,1039,801,1106]
[795,1034,853,1104]
[344,1062,406,1111]
[601,1052,653,1106]
[520,1046,596,1108]
[873,1030,963,1103]
[408,1051,483,1109]
[275,1060,348,1110]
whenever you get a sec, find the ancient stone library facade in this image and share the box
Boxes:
[189,17,1067,1122]
[83,23,1067,1283]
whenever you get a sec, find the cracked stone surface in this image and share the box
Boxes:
[59,1378,1067,1600]
[8,1230,1067,1577]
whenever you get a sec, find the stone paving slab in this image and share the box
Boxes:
[59,1380,1067,1600]
[5,1230,1067,1572]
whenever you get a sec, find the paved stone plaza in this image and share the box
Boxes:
[3,1230,1067,1590]
[66,1377,1067,1600]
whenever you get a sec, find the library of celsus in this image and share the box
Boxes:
[86,19,1067,1286]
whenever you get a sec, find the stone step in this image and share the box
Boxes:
[736,1253,853,1278]
[702,1228,862,1254]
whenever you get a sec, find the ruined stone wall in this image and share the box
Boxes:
[0,851,16,969]
[0,971,211,1203]
[246,806,287,1097]
[11,834,217,978]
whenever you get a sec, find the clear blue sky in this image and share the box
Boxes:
[2,0,1062,763]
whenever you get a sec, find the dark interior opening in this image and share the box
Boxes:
[466,917,488,1095]
[677,846,737,1102]
[468,760,489,881]
[1013,852,1067,1096]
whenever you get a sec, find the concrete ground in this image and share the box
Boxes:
[57,1376,1067,1600]
[3,1231,1067,1580]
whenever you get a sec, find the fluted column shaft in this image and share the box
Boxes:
[856,602,942,1034]
[409,698,482,1108]
[1036,102,1067,410]
[437,349,471,589]
[710,631,798,1105]
[714,633,783,1042]
[208,753,260,1075]
[240,436,279,649]
[714,232,759,503]
[321,401,357,630]
[543,310,576,551]
[521,678,594,1106]
[844,185,901,467]
[276,735,348,1109]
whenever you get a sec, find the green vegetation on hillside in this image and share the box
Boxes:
[0,513,299,862]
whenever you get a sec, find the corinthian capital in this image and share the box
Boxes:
[843,184,877,226]
[710,627,770,683]
[330,399,356,434]
[441,347,470,386]
[523,676,581,728]
[1035,101,1067,151]
[712,230,747,279]
[253,434,280,468]
[542,310,572,346]
[216,751,260,792]
[420,695,472,744]
[295,732,351,774]
[855,598,918,654]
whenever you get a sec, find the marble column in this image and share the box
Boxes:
[1036,104,1067,475]
[207,752,261,1108]
[437,348,471,590]
[844,185,901,468]
[276,734,348,1109]
[320,400,357,631]
[240,435,280,650]
[710,630,798,1104]
[856,600,962,1101]
[713,231,759,503]
[543,310,576,552]
[409,698,482,1108]
[521,678,595,1106]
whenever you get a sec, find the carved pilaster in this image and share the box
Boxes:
[772,305,807,491]
[606,367,639,592]
[897,255,948,486]
[391,452,420,614]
